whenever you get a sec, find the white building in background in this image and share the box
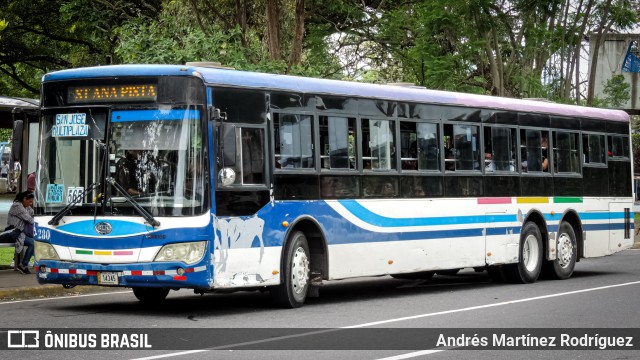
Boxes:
[589,33,640,114]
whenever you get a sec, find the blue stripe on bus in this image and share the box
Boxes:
[337,200,517,227]
[543,212,628,222]
[48,225,211,249]
[111,109,200,122]
[337,201,629,230]
[56,219,151,237]
[579,212,628,220]
[583,223,631,231]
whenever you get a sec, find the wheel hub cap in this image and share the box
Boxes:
[557,233,574,268]
[291,247,309,295]
[523,234,539,272]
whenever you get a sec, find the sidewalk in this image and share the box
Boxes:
[0,268,126,300]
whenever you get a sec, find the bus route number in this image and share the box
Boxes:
[66,187,84,206]
[35,226,50,241]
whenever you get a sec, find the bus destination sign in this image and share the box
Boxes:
[68,84,157,104]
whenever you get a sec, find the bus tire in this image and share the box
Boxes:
[271,231,310,308]
[505,222,543,284]
[132,287,169,303]
[542,222,577,280]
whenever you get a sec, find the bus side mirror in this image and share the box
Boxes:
[219,124,237,167]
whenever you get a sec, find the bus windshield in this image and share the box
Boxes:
[37,106,208,217]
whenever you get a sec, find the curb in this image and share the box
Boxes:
[0,284,129,301]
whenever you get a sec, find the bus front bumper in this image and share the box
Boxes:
[35,260,212,289]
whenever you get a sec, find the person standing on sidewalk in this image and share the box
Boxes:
[8,191,35,275]
[0,161,8,178]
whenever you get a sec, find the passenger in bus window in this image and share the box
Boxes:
[402,141,418,170]
[381,182,395,197]
[484,152,495,172]
[541,134,549,172]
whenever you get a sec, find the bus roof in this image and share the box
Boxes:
[43,64,630,123]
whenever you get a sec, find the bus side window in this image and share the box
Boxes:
[608,135,629,158]
[362,119,396,170]
[553,131,580,174]
[521,129,548,173]
[319,116,356,170]
[418,122,440,171]
[400,121,439,172]
[444,123,480,171]
[484,126,516,173]
[583,134,605,165]
[274,113,314,169]
[241,128,265,184]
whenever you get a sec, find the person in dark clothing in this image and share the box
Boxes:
[115,150,157,196]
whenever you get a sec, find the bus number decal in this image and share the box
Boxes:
[36,226,51,241]
[67,187,84,205]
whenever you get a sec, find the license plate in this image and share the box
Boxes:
[98,272,119,285]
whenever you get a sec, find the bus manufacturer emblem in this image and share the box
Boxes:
[95,222,112,235]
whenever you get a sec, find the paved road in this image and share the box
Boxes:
[1,249,639,360]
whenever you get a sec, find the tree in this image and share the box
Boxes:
[586,0,638,106]
[0,0,162,96]
[0,0,638,102]
[602,74,630,108]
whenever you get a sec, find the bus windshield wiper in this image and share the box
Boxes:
[106,177,161,228]
[48,181,101,226]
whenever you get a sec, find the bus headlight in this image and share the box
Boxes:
[154,242,206,265]
[35,242,60,261]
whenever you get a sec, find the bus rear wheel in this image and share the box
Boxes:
[542,222,577,280]
[271,231,310,308]
[132,287,170,303]
[505,222,542,284]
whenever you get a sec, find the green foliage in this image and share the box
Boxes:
[0,0,638,102]
[632,133,640,174]
[0,247,14,266]
[0,128,12,142]
[602,75,630,108]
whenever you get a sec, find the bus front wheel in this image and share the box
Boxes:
[132,287,170,303]
[542,222,577,280]
[271,231,310,308]
[505,222,543,284]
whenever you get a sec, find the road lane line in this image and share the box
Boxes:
[0,290,132,305]
[343,280,640,328]
[132,350,209,360]
[129,280,640,360]
[375,349,446,360]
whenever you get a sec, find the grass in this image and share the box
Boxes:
[0,247,14,266]
[0,192,14,265]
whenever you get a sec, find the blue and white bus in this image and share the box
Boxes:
[34,64,634,307]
